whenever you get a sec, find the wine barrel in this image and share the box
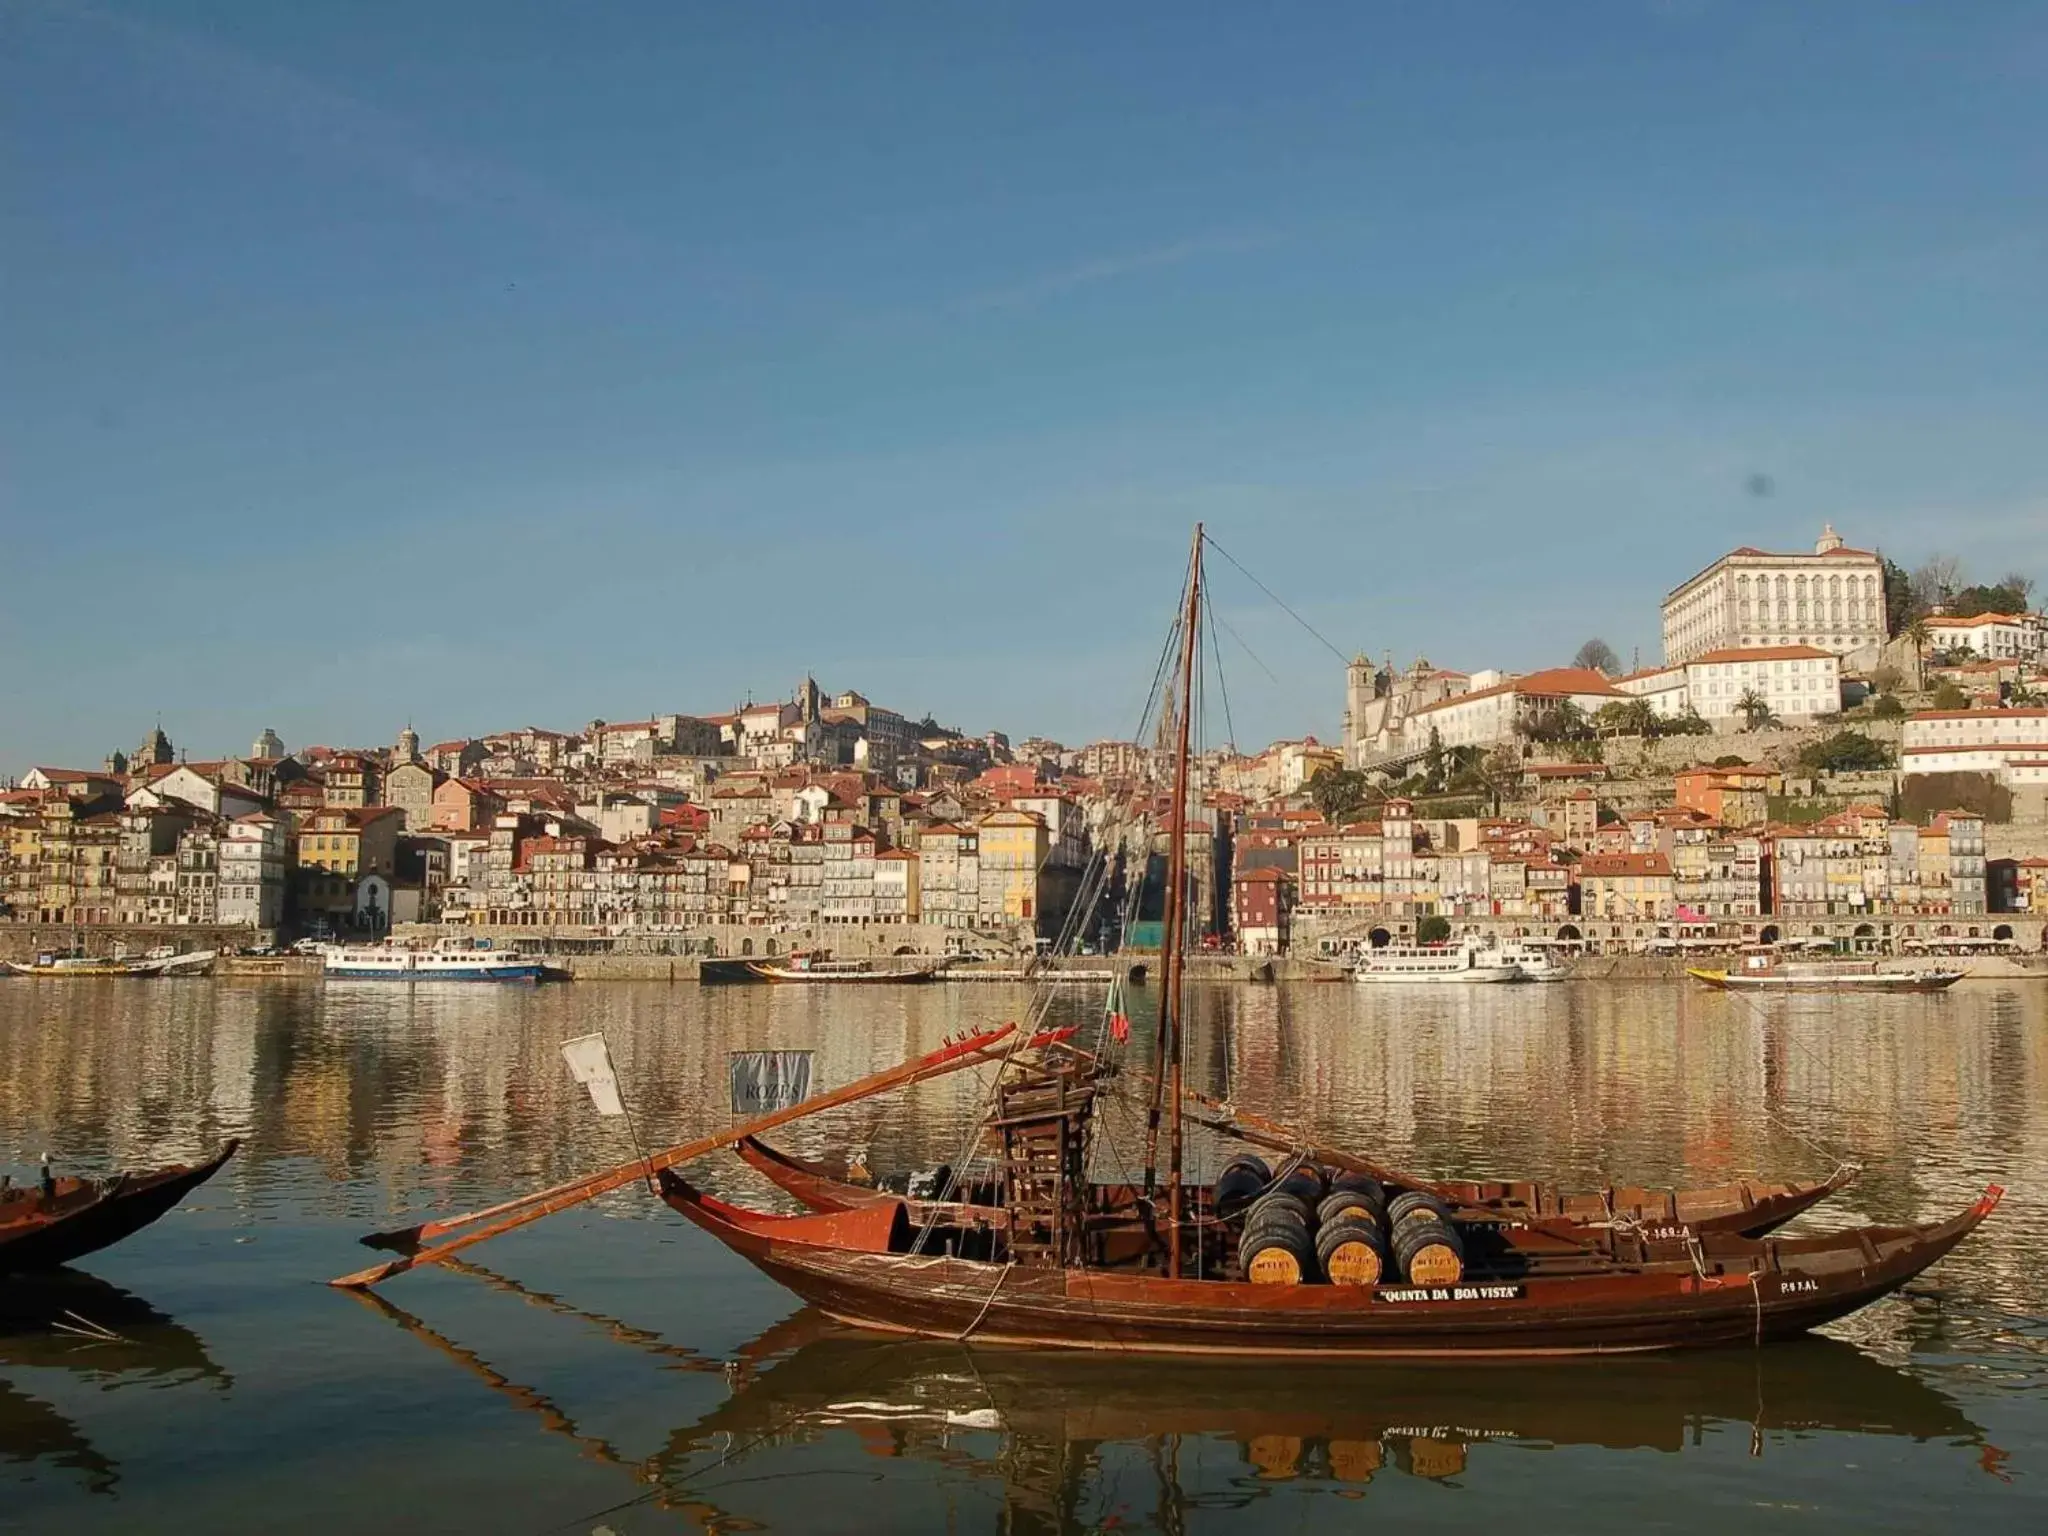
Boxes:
[1314,1213,1390,1285]
[1214,1164,1267,1218]
[1387,1190,1454,1231]
[1392,1214,1466,1286]
[1274,1164,1325,1207]
[1239,1223,1316,1285]
[1329,1170,1387,1205]
[1221,1153,1273,1185]
[1242,1194,1312,1239]
[1316,1187,1386,1229]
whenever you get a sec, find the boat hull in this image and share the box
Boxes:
[746,963,939,984]
[325,962,546,983]
[0,1142,240,1273]
[1353,968,1525,985]
[661,1173,2000,1359]
[1688,968,1965,993]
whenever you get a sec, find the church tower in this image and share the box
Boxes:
[396,724,421,763]
[135,724,174,768]
[1343,653,1376,768]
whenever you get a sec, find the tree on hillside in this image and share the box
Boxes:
[1573,638,1621,676]
[1424,727,1447,793]
[1736,690,1780,732]
[1798,731,1895,774]
[1665,706,1712,737]
[1307,766,1372,824]
[1948,574,2035,617]
[1593,698,1657,739]
[1870,694,1906,720]
[1930,681,1969,711]
[1882,558,1915,636]
[1909,554,1963,615]
[1904,616,1933,691]
[1520,700,1594,746]
[1416,914,1452,945]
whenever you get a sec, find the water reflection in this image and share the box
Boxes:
[355,1274,1998,1534]
[1,980,2044,1529]
[0,1272,229,1495]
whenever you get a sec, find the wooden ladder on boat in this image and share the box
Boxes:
[993,1062,1094,1267]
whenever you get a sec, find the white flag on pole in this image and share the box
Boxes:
[560,1033,626,1117]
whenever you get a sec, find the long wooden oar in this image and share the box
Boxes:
[1176,1086,1443,1192]
[331,1022,1060,1289]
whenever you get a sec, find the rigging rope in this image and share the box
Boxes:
[1201,531,1352,664]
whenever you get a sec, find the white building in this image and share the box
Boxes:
[872,849,919,924]
[1922,612,2046,663]
[1683,646,1842,725]
[1661,525,1886,669]
[1612,664,1690,717]
[218,812,288,928]
[1403,667,1624,751]
[1900,707,2048,784]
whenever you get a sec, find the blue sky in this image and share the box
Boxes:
[3,1,2043,775]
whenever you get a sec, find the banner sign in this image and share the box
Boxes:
[730,1050,814,1115]
[561,1033,626,1117]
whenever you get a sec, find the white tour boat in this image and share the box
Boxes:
[1351,937,1526,984]
[1495,941,1572,982]
[323,941,547,984]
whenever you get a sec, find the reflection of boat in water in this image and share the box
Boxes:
[0,1271,231,1495]
[683,1326,1985,1466]
[354,1261,1992,1530]
[0,1141,239,1273]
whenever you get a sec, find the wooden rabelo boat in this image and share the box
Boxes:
[0,1141,239,1274]
[1688,952,1965,993]
[339,527,2006,1361]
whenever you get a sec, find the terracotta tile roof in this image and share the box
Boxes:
[1690,645,1837,664]
[1926,612,2031,627]
[1907,707,2048,721]
[1413,666,1624,713]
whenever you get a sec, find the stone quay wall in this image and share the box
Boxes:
[0,923,267,963]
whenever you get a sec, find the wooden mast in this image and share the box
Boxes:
[1141,523,1203,1278]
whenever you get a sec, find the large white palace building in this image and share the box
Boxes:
[1661,525,1888,670]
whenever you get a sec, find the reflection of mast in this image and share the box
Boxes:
[346,1285,768,1532]
[0,1377,119,1495]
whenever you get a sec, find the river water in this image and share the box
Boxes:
[1,977,2043,1533]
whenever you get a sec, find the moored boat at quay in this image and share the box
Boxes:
[1352,938,1525,984]
[1688,948,1964,993]
[747,949,941,983]
[1,1142,240,1273]
[4,948,216,978]
[322,940,547,983]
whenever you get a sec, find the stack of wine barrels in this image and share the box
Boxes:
[1235,1158,1319,1284]
[1314,1174,1391,1285]
[1386,1191,1466,1285]
[1231,1162,1466,1286]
